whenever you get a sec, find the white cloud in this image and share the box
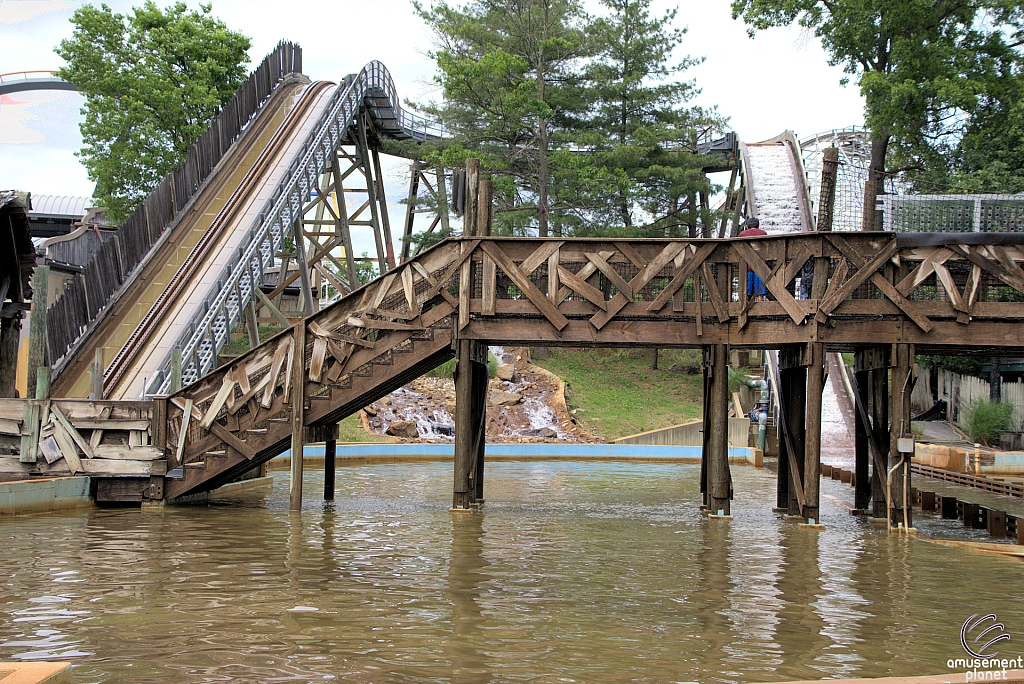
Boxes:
[0,0,865,199]
[0,0,71,25]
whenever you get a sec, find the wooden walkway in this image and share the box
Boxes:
[6,230,1024,519]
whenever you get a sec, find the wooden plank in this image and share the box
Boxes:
[959,264,983,324]
[228,373,271,413]
[175,398,193,466]
[308,321,374,348]
[481,255,496,315]
[0,456,165,476]
[557,266,607,310]
[459,255,472,330]
[261,340,290,409]
[364,272,398,315]
[646,243,718,312]
[171,396,255,461]
[347,317,425,331]
[589,242,688,329]
[950,243,1024,294]
[932,262,964,311]
[556,250,614,305]
[254,286,291,327]
[586,251,633,298]
[694,276,703,337]
[410,261,460,309]
[895,247,953,296]
[780,244,815,289]
[700,262,730,323]
[309,337,329,383]
[732,241,807,325]
[401,265,417,312]
[613,241,647,271]
[39,435,62,463]
[817,236,899,318]
[50,404,95,460]
[201,374,236,430]
[0,418,19,435]
[547,248,559,302]
[92,445,165,460]
[51,420,84,475]
[479,241,569,331]
[67,419,150,431]
[827,235,932,332]
[519,240,564,275]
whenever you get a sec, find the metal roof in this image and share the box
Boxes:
[28,194,92,218]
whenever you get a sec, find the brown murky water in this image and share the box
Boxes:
[1,462,1022,683]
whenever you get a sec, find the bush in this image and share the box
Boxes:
[963,399,1015,445]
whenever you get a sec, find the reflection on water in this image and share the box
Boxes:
[0,462,1022,683]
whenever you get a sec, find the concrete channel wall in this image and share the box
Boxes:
[612,417,750,448]
[0,477,91,516]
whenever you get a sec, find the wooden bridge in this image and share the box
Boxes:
[7,223,1024,528]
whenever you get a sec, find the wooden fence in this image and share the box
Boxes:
[47,42,302,366]
[934,369,1024,432]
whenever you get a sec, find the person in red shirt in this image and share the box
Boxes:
[738,217,767,300]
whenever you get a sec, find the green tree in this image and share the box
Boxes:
[414,0,594,237]
[731,0,1024,227]
[57,2,250,222]
[582,0,722,236]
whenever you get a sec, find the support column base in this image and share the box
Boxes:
[799,522,826,531]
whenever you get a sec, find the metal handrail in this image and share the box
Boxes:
[146,61,441,396]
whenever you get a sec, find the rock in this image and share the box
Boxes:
[489,390,523,407]
[380,396,392,406]
[496,364,516,381]
[362,404,378,417]
[524,427,557,439]
[386,420,419,439]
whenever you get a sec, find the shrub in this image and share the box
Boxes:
[963,399,1014,445]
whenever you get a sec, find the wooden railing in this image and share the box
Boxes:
[162,232,1024,490]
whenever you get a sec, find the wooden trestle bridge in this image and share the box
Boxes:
[7,209,1024,527]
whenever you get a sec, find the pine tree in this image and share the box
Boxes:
[414,0,593,236]
[581,0,721,236]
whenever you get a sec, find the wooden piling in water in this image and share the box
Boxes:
[779,347,807,517]
[890,343,913,528]
[853,361,872,512]
[453,158,487,511]
[707,343,731,515]
[289,323,306,511]
[804,343,824,522]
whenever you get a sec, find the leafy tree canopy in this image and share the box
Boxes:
[731,0,1024,204]
[57,2,251,222]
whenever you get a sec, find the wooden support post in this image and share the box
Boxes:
[245,301,260,349]
[708,343,732,515]
[854,363,872,512]
[35,366,50,401]
[325,434,336,500]
[170,348,183,393]
[401,161,424,262]
[779,348,807,517]
[803,342,825,523]
[453,341,486,510]
[27,265,48,399]
[700,347,711,509]
[150,396,168,500]
[89,348,104,400]
[477,180,493,237]
[0,316,19,398]
[816,147,839,232]
[291,216,316,315]
[289,324,306,511]
[890,343,914,529]
[941,496,958,519]
[871,364,890,519]
[453,159,487,510]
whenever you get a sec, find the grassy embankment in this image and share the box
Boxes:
[535,348,704,441]
[222,327,705,442]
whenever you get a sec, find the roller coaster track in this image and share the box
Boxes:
[0,71,76,95]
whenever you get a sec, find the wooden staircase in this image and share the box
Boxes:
[161,240,470,500]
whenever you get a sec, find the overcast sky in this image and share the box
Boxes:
[0,0,864,246]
